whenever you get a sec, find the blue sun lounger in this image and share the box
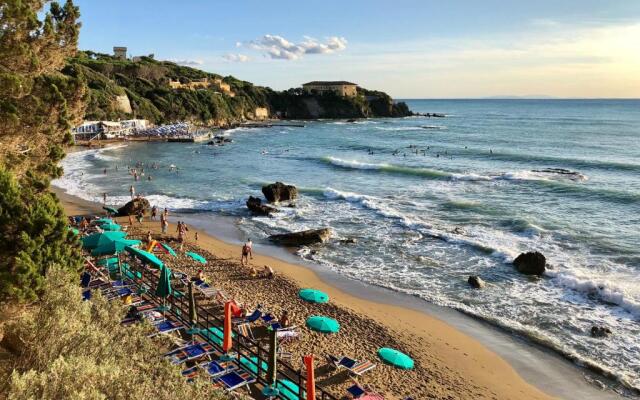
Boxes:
[148,320,184,337]
[328,355,376,376]
[212,370,256,392]
[346,383,384,399]
[164,342,215,365]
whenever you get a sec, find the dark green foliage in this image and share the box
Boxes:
[0,167,83,302]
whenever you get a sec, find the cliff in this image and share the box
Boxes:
[63,51,412,125]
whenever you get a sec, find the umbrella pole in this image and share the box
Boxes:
[117,252,122,281]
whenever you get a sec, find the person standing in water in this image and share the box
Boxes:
[241,239,253,267]
[103,193,107,204]
[129,185,135,199]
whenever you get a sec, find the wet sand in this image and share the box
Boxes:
[56,188,563,400]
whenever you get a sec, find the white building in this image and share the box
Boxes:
[72,119,149,141]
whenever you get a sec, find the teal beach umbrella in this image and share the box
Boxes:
[161,243,177,257]
[99,222,121,231]
[82,231,127,249]
[185,251,207,264]
[155,265,172,298]
[299,289,329,304]
[91,239,141,256]
[103,206,118,215]
[93,218,113,225]
[377,347,414,369]
[240,356,268,375]
[125,246,164,269]
[306,316,340,333]
[276,379,304,400]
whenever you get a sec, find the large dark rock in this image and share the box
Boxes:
[591,326,612,338]
[117,197,150,216]
[246,196,277,216]
[513,251,546,276]
[468,276,485,289]
[262,182,298,203]
[269,228,331,247]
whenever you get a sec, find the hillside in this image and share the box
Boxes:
[63,51,412,126]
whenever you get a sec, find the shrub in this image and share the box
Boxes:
[4,267,230,399]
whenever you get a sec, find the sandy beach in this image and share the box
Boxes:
[55,188,557,400]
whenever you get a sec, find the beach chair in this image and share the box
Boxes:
[346,383,384,399]
[199,359,238,378]
[233,308,262,324]
[149,319,184,337]
[212,370,256,392]
[236,323,255,340]
[163,342,215,365]
[194,280,228,301]
[335,356,376,376]
[277,326,300,345]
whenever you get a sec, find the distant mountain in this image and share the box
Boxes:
[62,51,412,126]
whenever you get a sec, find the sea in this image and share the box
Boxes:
[54,99,640,393]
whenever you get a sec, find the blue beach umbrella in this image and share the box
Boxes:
[299,289,329,304]
[377,347,414,370]
[306,316,340,333]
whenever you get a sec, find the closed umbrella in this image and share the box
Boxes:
[187,281,198,336]
[377,347,414,370]
[125,246,164,269]
[306,316,340,333]
[82,231,127,249]
[185,251,206,264]
[223,301,233,353]
[161,243,177,257]
[304,354,316,400]
[299,289,329,304]
[155,265,172,314]
[262,328,279,398]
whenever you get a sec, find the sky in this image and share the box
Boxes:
[72,0,640,99]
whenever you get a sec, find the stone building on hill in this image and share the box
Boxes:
[302,81,358,97]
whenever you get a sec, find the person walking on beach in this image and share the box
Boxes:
[151,206,157,221]
[177,221,188,250]
[241,239,253,267]
[129,185,135,199]
[161,215,168,235]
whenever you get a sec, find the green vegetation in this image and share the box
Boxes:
[2,267,227,399]
[64,52,412,125]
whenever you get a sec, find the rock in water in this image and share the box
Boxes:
[246,196,277,216]
[468,276,485,289]
[269,228,331,246]
[117,197,150,216]
[513,251,546,276]
[262,182,298,203]
[590,326,612,338]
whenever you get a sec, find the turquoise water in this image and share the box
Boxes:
[55,99,640,391]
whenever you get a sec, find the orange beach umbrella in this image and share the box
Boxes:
[223,301,233,353]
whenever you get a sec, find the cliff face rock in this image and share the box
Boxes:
[269,228,331,246]
[262,182,298,203]
[115,94,132,113]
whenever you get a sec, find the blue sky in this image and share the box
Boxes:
[74,0,640,98]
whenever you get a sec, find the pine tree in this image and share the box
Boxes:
[0,1,85,301]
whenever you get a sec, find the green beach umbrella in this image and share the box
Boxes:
[81,231,127,249]
[198,327,235,346]
[299,289,329,304]
[155,265,172,298]
[68,226,80,236]
[161,243,177,257]
[125,246,164,269]
[93,218,113,225]
[239,356,268,375]
[377,347,414,370]
[99,222,121,231]
[103,206,118,215]
[306,316,340,333]
[276,379,305,400]
[185,251,207,264]
[91,239,141,256]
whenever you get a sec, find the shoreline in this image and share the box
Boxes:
[53,186,623,400]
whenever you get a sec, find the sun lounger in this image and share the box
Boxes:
[327,355,376,376]
[233,309,262,324]
[346,384,384,399]
[163,342,215,365]
[277,327,300,344]
[212,370,255,392]
[149,319,184,337]
[193,280,228,301]
[199,359,238,378]
[236,323,255,340]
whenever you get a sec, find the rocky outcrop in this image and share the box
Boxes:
[269,228,331,247]
[468,276,485,289]
[115,94,132,113]
[513,251,546,276]
[262,182,298,203]
[591,326,612,338]
[117,197,150,216]
[246,196,277,216]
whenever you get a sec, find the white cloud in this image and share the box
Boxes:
[223,53,250,63]
[242,34,347,60]
[168,59,203,66]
